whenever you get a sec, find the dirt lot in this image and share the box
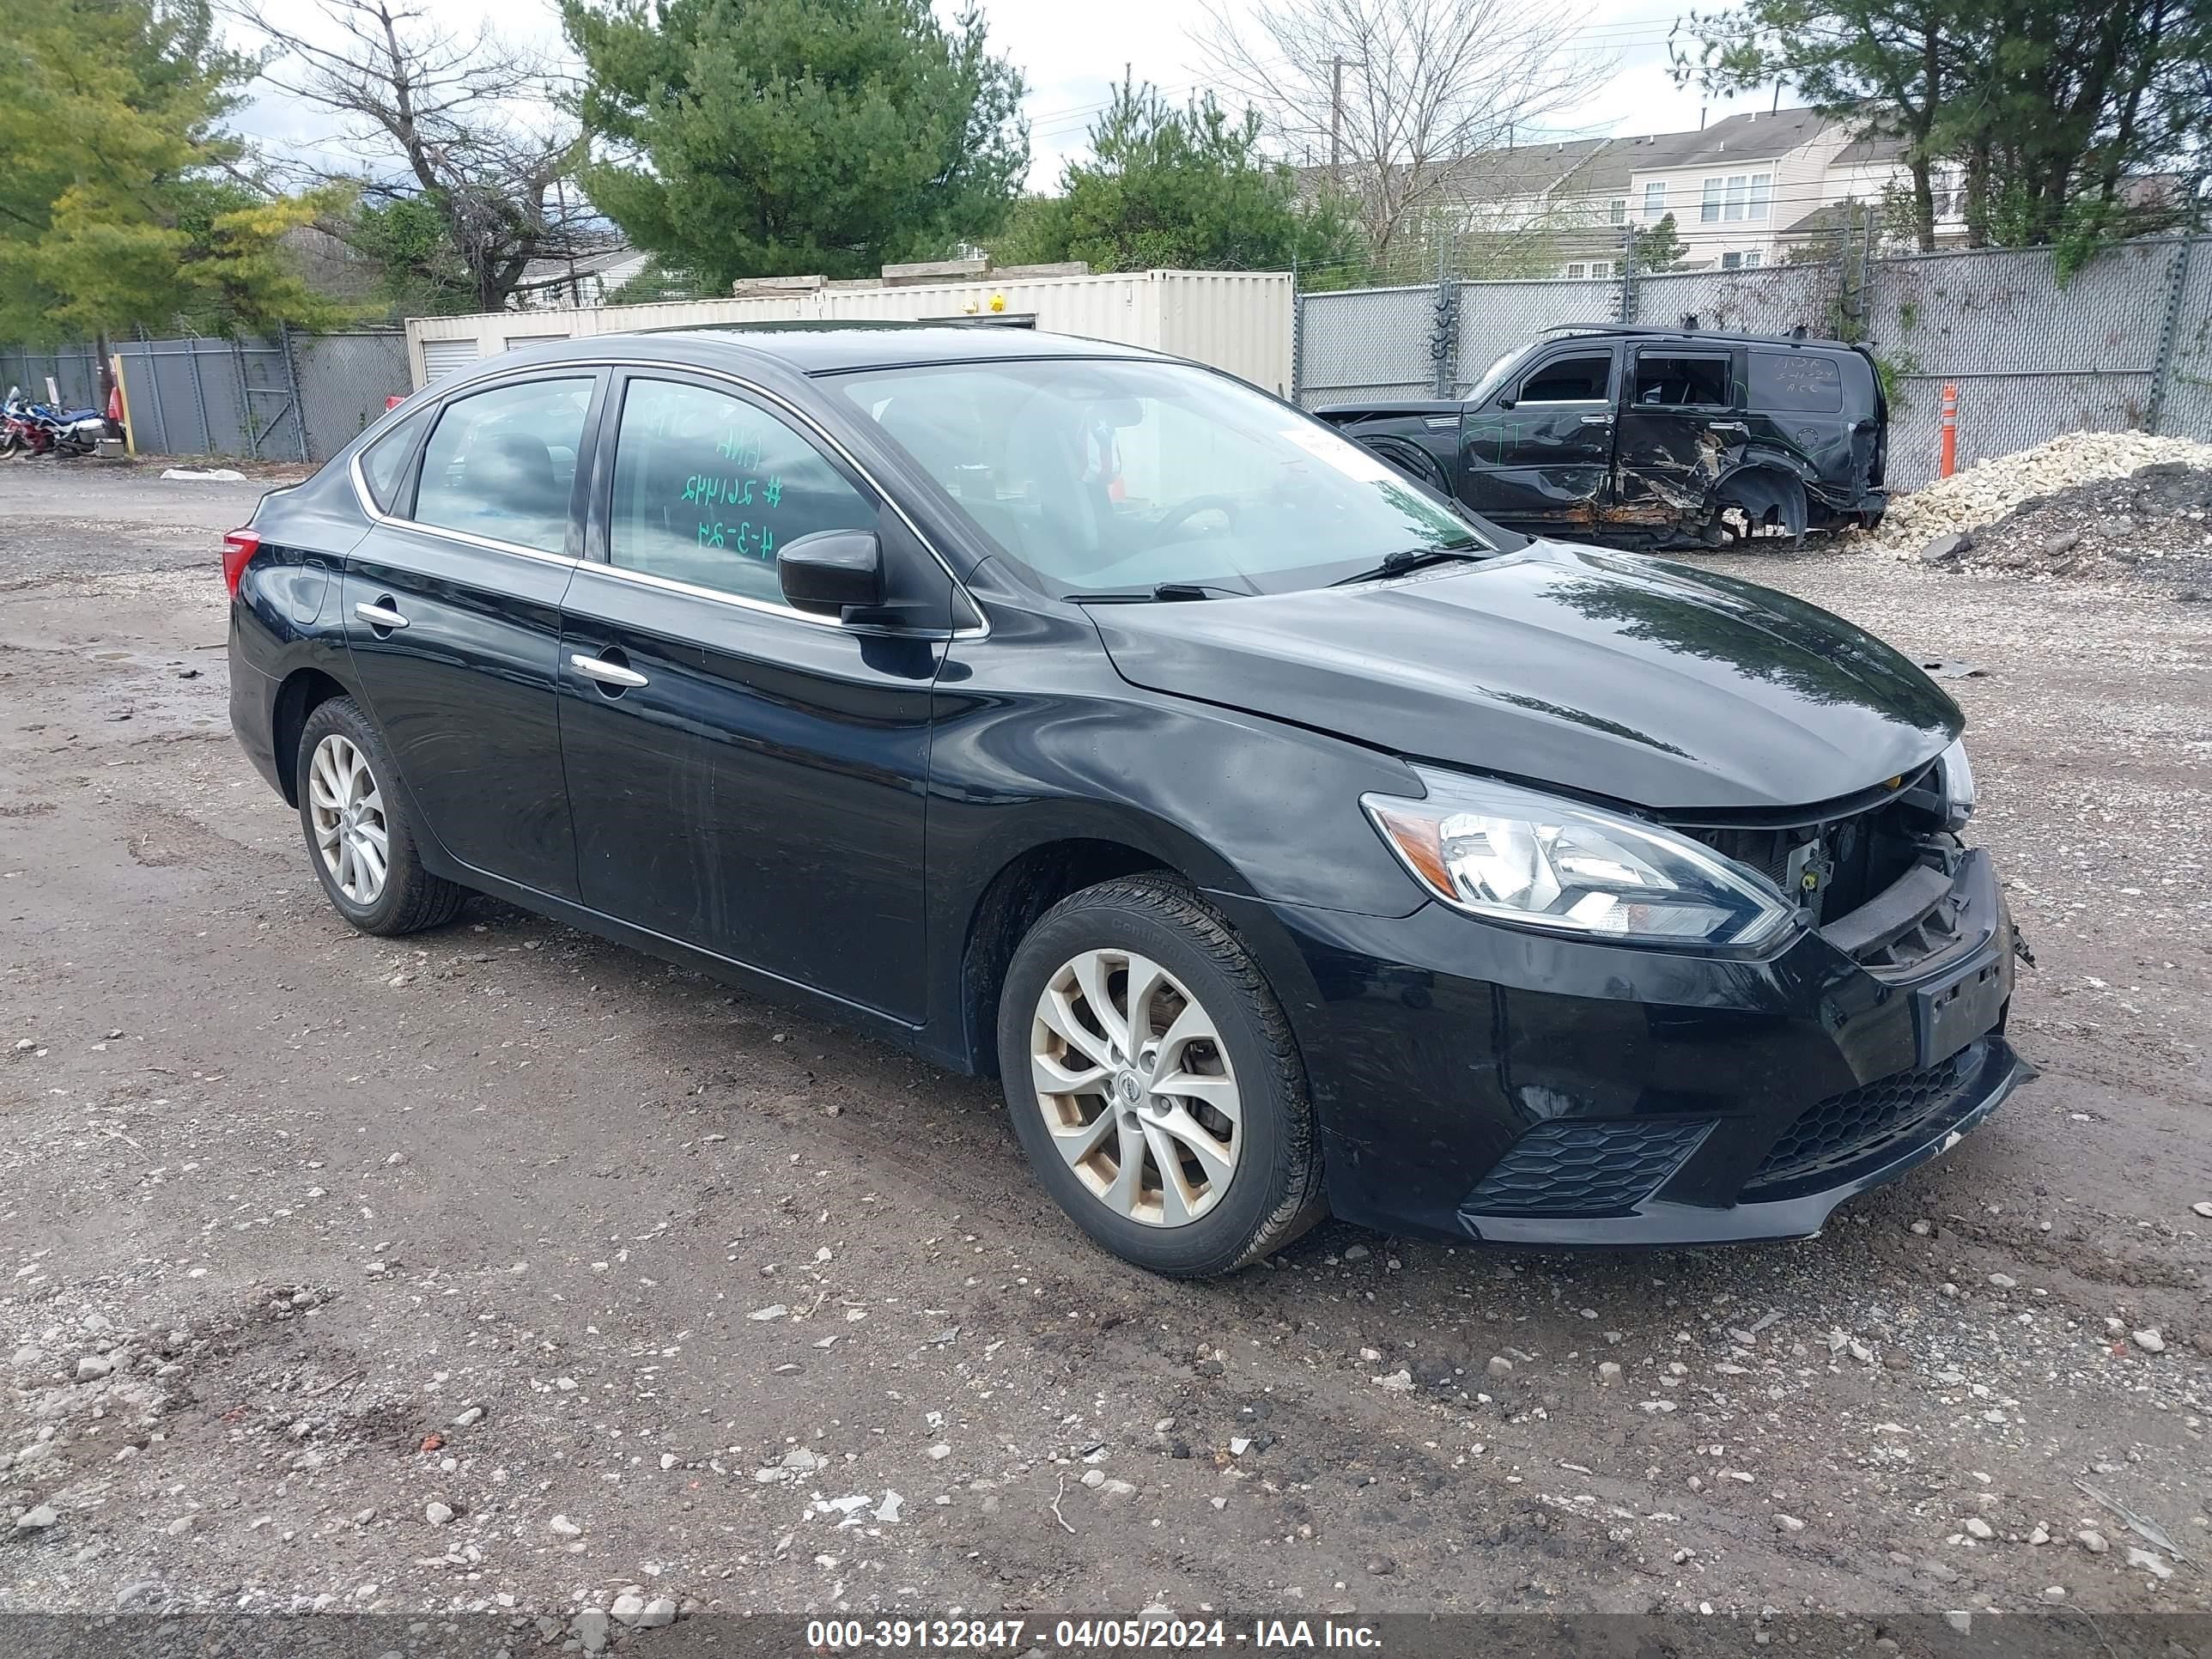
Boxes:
[2,460,2209,1635]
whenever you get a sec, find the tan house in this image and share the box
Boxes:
[1414,108,1951,277]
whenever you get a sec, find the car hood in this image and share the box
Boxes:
[1089,543,1961,811]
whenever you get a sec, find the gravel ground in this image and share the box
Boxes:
[2,464,2209,1640]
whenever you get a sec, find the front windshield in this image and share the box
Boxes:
[1464,349,1522,409]
[828,357,1502,597]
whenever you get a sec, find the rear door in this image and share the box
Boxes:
[1744,348,1879,503]
[1613,347,1741,524]
[340,371,600,899]
[1456,343,1618,532]
[554,368,949,1021]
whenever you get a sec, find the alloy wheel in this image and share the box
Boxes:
[307,733,389,905]
[1029,948,1242,1227]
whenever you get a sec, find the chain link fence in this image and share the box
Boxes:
[0,329,409,463]
[1296,234,2212,491]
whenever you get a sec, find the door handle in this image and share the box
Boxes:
[354,599,409,630]
[569,653,648,690]
[1707,420,1749,433]
[1579,413,1613,426]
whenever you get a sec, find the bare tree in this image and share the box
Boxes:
[1192,0,1609,270]
[233,0,602,312]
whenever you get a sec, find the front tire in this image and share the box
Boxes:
[996,876,1327,1276]
[295,696,465,936]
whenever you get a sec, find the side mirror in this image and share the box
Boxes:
[778,528,884,617]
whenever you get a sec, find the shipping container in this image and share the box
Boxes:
[404,270,1293,396]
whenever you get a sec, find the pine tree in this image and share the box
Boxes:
[563,0,1028,286]
[0,0,342,344]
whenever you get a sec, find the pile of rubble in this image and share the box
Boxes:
[1881,431,2212,591]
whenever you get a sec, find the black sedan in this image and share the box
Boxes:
[226,325,2032,1277]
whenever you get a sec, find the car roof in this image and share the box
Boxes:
[507,323,1167,377]
[1542,324,1863,351]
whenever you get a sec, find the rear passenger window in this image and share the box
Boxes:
[1632,354,1733,409]
[608,378,875,605]
[358,403,430,513]
[1749,351,1845,413]
[413,377,594,555]
[1517,354,1611,403]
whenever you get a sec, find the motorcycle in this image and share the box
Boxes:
[0,387,49,458]
[0,386,109,458]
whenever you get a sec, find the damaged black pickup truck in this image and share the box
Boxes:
[1316,325,1887,549]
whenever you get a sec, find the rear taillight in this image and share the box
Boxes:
[222,528,260,599]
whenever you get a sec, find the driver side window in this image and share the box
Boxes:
[1516,353,1613,404]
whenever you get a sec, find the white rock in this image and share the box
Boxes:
[14,1504,58,1532]
[2191,1200,2212,1219]
[76,1355,113,1381]
[2076,1529,2108,1553]
[1079,1468,1106,1489]
[1963,1517,1993,1540]
[1371,1369,1414,1392]
[1486,1356,1513,1378]
[1987,1273,2016,1290]
[424,1502,453,1526]
[611,1592,646,1625]
[2042,1586,2067,1602]
[638,1596,678,1628]
[747,1304,788,1322]
[1774,1514,1805,1534]
[2127,1547,2173,1581]
[659,1453,678,1470]
[451,1405,483,1427]
[549,1515,582,1538]
[1596,1362,1623,1386]
[2130,1328,2165,1353]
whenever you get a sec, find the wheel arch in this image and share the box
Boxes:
[270,666,357,806]
[956,837,1196,1079]
[1714,460,1810,540]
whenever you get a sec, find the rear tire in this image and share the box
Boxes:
[295,696,465,936]
[996,876,1327,1276]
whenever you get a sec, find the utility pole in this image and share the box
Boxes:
[1329,56,1346,190]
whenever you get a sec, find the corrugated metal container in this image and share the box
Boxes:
[404,270,1292,392]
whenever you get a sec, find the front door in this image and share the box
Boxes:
[556,370,945,1022]
[1614,347,1742,524]
[341,372,600,899]
[1457,343,1618,532]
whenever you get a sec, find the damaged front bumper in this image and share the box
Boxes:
[1210,837,2031,1247]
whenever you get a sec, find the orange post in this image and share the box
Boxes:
[1939,381,1958,477]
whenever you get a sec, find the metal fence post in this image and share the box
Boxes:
[278,323,308,461]
[232,337,256,459]
[2146,235,2195,434]
[1290,253,1304,404]
[1619,225,1640,325]
[187,340,212,454]
[1430,236,1459,398]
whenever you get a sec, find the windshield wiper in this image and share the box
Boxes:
[1328,542,1492,586]
[1066,581,1249,603]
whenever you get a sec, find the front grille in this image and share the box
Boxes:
[1746,1040,1988,1194]
[1461,1118,1712,1218]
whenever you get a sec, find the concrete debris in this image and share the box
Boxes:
[1878,433,2212,588]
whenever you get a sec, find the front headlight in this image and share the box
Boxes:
[1934,737,1974,831]
[1362,769,1796,947]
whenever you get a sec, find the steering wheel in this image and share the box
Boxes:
[1147,495,1242,544]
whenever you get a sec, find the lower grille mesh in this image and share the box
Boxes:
[1462,1119,1712,1218]
[1748,1041,1987,1192]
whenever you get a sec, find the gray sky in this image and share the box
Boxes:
[234,0,1774,193]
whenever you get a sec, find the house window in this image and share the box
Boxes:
[1707,173,1773,223]
[1608,198,1627,224]
[1589,260,1613,278]
[1564,263,1587,278]
[1744,250,1763,269]
[1644,182,1666,216]
[1722,251,1765,271]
